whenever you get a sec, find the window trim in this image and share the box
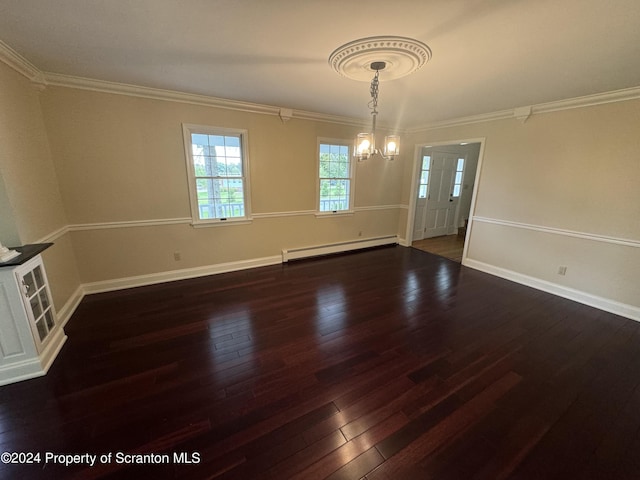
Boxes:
[315,138,355,217]
[182,123,252,226]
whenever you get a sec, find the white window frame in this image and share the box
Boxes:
[316,138,355,217]
[182,123,252,226]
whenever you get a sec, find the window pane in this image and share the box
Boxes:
[30,295,42,319]
[226,158,242,177]
[421,171,429,184]
[36,319,47,341]
[39,290,50,310]
[457,158,465,170]
[199,179,245,218]
[45,310,55,330]
[189,128,247,220]
[193,155,206,176]
[191,134,209,147]
[34,266,44,288]
[23,272,36,298]
[209,135,225,149]
[196,178,215,219]
[205,155,221,176]
[225,135,240,148]
[419,185,427,198]
[337,159,349,178]
[453,184,461,197]
[318,143,351,211]
[455,172,463,184]
[422,156,431,170]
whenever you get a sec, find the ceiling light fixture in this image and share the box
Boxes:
[329,36,432,162]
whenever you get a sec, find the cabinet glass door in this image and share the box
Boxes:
[20,265,55,349]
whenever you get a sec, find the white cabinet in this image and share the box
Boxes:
[0,244,67,385]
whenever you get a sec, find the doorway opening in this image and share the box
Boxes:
[407,141,483,263]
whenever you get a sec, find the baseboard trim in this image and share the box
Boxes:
[0,357,45,386]
[282,235,398,262]
[39,329,68,374]
[463,258,640,321]
[0,329,67,386]
[63,238,403,319]
[82,255,283,294]
[56,285,85,328]
[398,237,411,247]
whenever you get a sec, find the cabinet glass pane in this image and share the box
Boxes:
[33,266,44,288]
[45,310,55,330]
[39,290,50,310]
[23,272,36,297]
[30,295,42,319]
[36,319,48,341]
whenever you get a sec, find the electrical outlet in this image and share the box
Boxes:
[558,265,567,276]
[174,252,181,261]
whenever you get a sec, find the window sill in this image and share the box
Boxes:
[190,218,253,228]
[314,211,354,218]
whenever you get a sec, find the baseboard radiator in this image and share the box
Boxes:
[282,235,398,262]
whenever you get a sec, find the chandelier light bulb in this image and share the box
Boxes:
[384,135,400,158]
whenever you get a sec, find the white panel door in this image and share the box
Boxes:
[413,196,427,240]
[424,152,458,238]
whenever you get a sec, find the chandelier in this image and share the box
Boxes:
[329,36,432,161]
[353,61,400,161]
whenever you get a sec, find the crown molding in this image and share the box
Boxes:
[42,72,373,128]
[406,110,514,133]
[44,72,284,116]
[290,108,369,128]
[407,86,640,133]
[0,39,43,81]
[2,37,638,132]
[530,86,640,115]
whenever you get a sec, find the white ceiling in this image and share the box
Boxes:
[1,0,639,128]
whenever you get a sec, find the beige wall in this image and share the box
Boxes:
[2,55,638,317]
[39,87,406,284]
[0,62,81,310]
[404,99,640,309]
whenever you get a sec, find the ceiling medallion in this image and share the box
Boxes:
[328,35,432,82]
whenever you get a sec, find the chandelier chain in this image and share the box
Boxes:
[368,70,380,116]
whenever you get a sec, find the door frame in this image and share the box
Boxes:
[404,138,486,265]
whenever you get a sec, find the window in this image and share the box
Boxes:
[418,155,431,198]
[183,124,250,224]
[452,157,465,197]
[318,141,353,213]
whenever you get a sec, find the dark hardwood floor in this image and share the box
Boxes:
[1,246,639,479]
